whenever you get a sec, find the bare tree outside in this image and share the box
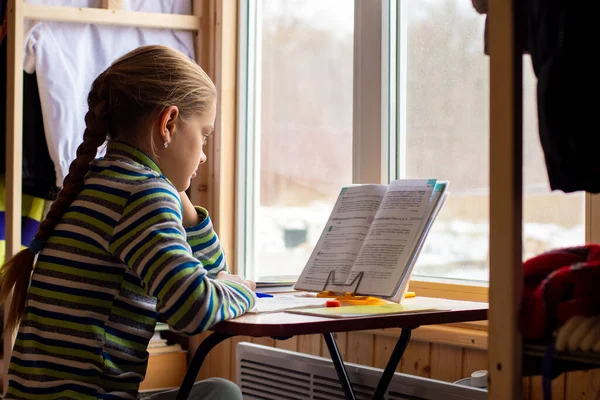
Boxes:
[252,0,584,283]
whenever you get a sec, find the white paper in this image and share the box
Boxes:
[387,183,449,302]
[293,179,444,299]
[348,180,435,296]
[294,184,387,292]
[247,295,328,314]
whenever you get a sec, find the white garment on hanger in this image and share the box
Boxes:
[23,0,195,187]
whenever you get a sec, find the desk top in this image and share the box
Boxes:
[212,297,488,337]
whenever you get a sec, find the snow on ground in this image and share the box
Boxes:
[250,203,584,283]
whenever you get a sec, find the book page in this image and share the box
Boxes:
[346,179,436,297]
[294,184,388,292]
[386,182,449,302]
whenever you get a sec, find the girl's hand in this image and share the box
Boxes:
[216,271,256,291]
[178,191,201,227]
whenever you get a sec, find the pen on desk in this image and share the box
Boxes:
[255,292,273,298]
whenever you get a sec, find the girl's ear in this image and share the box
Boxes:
[158,106,180,144]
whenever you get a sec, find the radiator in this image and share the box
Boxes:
[236,342,487,400]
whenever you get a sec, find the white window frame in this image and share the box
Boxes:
[236,0,394,281]
[235,0,598,297]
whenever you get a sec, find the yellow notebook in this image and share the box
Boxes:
[285,303,438,319]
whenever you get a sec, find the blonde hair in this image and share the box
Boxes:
[0,45,216,334]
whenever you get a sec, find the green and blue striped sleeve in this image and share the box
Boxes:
[108,178,256,335]
[184,206,228,278]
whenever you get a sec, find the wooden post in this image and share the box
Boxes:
[488,0,524,398]
[101,0,123,10]
[190,0,212,211]
[4,0,24,393]
[586,194,600,243]
[212,0,237,269]
[192,0,204,72]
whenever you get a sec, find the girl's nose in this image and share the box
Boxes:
[199,152,207,164]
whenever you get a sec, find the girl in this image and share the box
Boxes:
[0,45,256,399]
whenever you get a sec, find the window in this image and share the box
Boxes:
[396,0,585,283]
[238,0,355,281]
[238,0,587,286]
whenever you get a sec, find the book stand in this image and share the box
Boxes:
[321,270,365,296]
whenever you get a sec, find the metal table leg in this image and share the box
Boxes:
[371,328,413,399]
[324,328,414,400]
[175,332,234,400]
[323,332,356,400]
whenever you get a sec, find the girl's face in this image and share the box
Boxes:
[156,101,216,192]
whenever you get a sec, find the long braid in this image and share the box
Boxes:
[35,77,109,243]
[0,74,110,334]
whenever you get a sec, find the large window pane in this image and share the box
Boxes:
[401,0,584,283]
[250,0,354,281]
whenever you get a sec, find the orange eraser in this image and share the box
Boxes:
[326,299,341,307]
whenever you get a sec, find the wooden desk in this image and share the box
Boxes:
[175,297,488,400]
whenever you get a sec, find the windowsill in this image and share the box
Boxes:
[253,274,489,302]
[411,275,489,288]
[408,279,488,303]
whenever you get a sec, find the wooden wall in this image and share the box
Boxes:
[191,329,600,399]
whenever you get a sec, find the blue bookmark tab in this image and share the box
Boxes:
[255,292,274,298]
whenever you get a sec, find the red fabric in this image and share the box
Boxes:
[520,245,600,340]
[0,0,6,43]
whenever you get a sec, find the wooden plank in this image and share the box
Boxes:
[208,338,232,380]
[189,0,211,210]
[530,374,565,400]
[589,369,600,399]
[101,0,123,10]
[462,348,488,377]
[192,0,204,63]
[251,337,275,348]
[275,336,298,353]
[373,335,398,369]
[565,370,598,399]
[4,0,24,392]
[522,377,531,400]
[297,334,321,357]
[190,332,212,381]
[346,332,374,366]
[337,332,348,360]
[209,0,237,270]
[529,376,541,400]
[488,0,523,397]
[565,371,585,399]
[22,3,201,31]
[140,351,188,391]
[229,336,252,381]
[399,341,430,377]
[408,281,488,303]
[430,344,463,382]
[586,194,600,242]
[367,325,488,350]
[319,332,348,360]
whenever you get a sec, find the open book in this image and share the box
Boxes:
[294,179,449,302]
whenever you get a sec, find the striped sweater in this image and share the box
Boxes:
[6,142,256,399]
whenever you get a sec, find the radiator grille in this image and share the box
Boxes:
[237,343,486,400]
